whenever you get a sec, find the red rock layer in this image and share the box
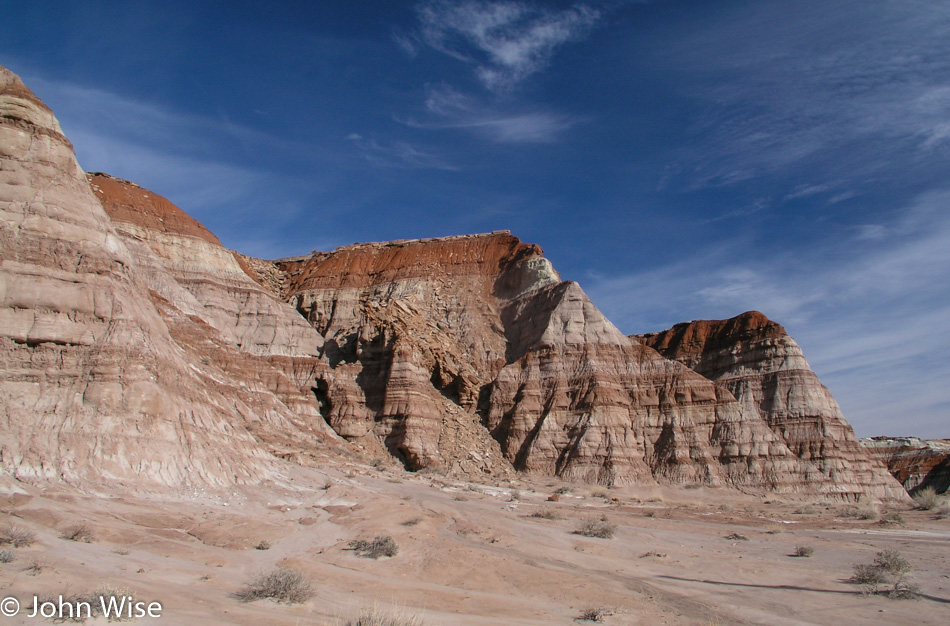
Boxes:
[278,232,542,292]
[89,173,222,246]
[637,312,906,500]
[90,172,322,358]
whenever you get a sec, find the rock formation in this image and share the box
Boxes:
[0,66,334,489]
[636,312,906,500]
[0,64,906,499]
[861,437,950,495]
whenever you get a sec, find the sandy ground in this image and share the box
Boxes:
[1,462,949,625]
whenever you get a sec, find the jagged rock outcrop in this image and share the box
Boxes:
[636,312,906,500]
[269,233,552,476]
[862,437,950,494]
[0,65,907,499]
[269,239,857,494]
[0,66,334,489]
[488,282,805,486]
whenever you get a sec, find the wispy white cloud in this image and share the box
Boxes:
[346,133,458,170]
[586,189,950,438]
[415,0,603,91]
[654,2,950,193]
[17,71,350,259]
[399,83,578,143]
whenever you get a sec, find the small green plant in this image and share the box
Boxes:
[349,536,399,559]
[792,546,814,557]
[724,533,749,541]
[578,607,612,622]
[237,567,314,603]
[255,540,271,551]
[60,523,96,543]
[849,549,919,598]
[400,517,422,527]
[0,549,15,563]
[912,486,940,510]
[573,517,616,539]
[0,524,36,548]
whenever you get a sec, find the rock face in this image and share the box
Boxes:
[0,65,905,499]
[0,66,333,489]
[861,437,950,495]
[636,312,905,500]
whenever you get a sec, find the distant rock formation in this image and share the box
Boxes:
[861,437,950,495]
[0,65,906,499]
[636,313,906,500]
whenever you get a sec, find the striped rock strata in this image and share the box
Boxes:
[636,312,906,500]
[861,437,950,495]
[0,66,333,489]
[0,65,905,499]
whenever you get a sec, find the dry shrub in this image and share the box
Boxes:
[912,486,940,510]
[792,546,814,557]
[400,517,422,527]
[724,533,749,541]
[639,551,667,558]
[350,536,398,559]
[573,517,616,539]
[589,488,610,499]
[345,603,424,626]
[61,523,96,543]
[937,499,950,519]
[0,524,36,548]
[529,508,562,520]
[24,559,49,576]
[849,549,919,599]
[878,512,905,526]
[841,503,880,521]
[237,567,314,603]
[37,587,137,623]
[0,549,14,563]
[578,607,613,622]
[255,540,271,551]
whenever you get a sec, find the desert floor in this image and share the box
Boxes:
[1,461,949,625]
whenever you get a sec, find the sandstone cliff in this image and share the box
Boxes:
[636,312,906,500]
[0,65,905,499]
[861,437,950,495]
[0,66,334,489]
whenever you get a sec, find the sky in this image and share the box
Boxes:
[2,0,948,438]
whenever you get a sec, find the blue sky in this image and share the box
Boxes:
[3,0,948,438]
